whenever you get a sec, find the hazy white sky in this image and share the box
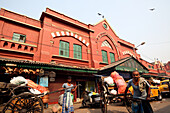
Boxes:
[0,0,170,63]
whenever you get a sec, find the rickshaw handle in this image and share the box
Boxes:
[38,84,81,96]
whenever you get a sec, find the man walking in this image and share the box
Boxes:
[124,70,153,113]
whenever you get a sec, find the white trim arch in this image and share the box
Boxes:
[51,31,89,47]
[101,40,113,50]
[96,32,120,59]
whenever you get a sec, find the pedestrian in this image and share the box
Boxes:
[124,70,153,113]
[61,76,77,113]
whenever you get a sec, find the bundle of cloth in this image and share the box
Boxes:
[110,71,127,94]
[10,76,47,94]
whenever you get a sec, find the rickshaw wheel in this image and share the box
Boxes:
[100,91,107,113]
[2,92,44,113]
[124,95,133,113]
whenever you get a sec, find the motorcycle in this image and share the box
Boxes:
[82,91,100,107]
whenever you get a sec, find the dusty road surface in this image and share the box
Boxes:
[73,98,170,113]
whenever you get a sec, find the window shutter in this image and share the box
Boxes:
[65,42,69,57]
[110,53,115,63]
[12,33,26,42]
[102,50,108,63]
[74,44,82,59]
[59,41,69,57]
[13,33,20,41]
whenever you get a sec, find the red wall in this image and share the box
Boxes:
[0,7,167,75]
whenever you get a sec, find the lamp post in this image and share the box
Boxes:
[133,42,145,59]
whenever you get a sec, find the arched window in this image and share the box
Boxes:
[102,50,108,63]
[101,40,113,50]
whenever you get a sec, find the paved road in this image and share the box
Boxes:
[73,98,170,113]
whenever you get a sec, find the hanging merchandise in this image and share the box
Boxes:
[39,69,44,76]
[49,71,56,77]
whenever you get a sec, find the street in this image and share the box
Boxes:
[73,98,170,113]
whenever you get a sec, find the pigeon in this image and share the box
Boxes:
[150,8,155,11]
[98,13,101,15]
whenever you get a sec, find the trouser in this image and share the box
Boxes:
[132,99,153,113]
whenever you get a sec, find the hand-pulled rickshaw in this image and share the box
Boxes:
[97,75,133,113]
[0,81,79,113]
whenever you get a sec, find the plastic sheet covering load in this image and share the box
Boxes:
[10,76,47,94]
[10,76,28,86]
[27,79,48,93]
[104,76,114,85]
[26,79,39,89]
[110,71,127,94]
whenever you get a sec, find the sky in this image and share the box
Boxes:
[0,0,170,63]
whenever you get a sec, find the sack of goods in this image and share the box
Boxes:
[58,94,64,106]
[110,71,127,94]
[104,76,114,85]
[110,89,117,95]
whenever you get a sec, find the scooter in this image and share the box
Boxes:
[82,91,100,107]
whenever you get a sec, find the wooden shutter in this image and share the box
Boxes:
[110,52,115,63]
[59,41,69,57]
[65,42,69,57]
[12,33,26,42]
[74,44,82,59]
[12,33,20,41]
[102,50,108,63]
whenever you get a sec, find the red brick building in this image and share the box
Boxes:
[0,8,169,103]
[165,61,170,75]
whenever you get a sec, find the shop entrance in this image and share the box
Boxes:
[76,81,86,99]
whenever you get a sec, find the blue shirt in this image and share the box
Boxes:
[127,78,150,100]
[62,83,73,93]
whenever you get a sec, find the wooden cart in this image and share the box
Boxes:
[98,76,133,113]
[0,82,79,113]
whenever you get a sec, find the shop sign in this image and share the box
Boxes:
[6,63,17,66]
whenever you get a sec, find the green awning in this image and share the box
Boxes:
[99,57,149,74]
[17,64,98,74]
[116,66,148,73]
[0,59,98,74]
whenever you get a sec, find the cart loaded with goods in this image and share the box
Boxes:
[99,71,132,113]
[0,76,79,113]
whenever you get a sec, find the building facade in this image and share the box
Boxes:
[0,8,169,103]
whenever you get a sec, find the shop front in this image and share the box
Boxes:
[98,57,149,81]
[0,57,98,104]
